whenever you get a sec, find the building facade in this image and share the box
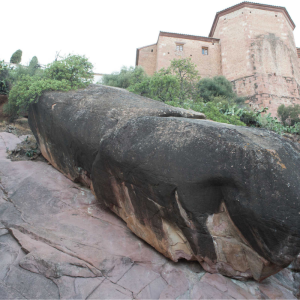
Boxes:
[136,2,300,116]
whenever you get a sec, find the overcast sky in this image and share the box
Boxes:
[2,0,300,74]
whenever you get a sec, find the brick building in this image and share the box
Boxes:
[136,2,300,116]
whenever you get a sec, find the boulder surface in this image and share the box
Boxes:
[28,84,204,186]
[28,84,300,281]
[0,131,299,299]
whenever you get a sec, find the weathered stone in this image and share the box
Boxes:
[4,265,59,299]
[290,254,300,271]
[92,116,300,280]
[12,228,103,278]
[0,131,299,298]
[27,85,300,281]
[88,279,133,299]
[28,84,204,185]
[159,265,190,299]
[136,276,167,299]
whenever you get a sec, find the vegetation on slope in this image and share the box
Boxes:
[0,53,93,118]
[101,58,300,135]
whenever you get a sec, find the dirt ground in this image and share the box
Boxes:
[0,117,46,162]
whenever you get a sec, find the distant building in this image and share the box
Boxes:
[136,2,300,116]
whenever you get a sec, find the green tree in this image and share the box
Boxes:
[195,76,241,103]
[10,49,23,64]
[102,66,146,89]
[8,76,71,113]
[28,56,41,76]
[7,54,94,116]
[277,104,290,125]
[44,54,93,88]
[288,104,300,125]
[29,56,39,69]
[0,61,12,95]
[131,70,180,102]
[169,58,200,103]
[277,104,300,126]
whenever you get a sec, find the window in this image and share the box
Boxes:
[202,47,208,55]
[176,45,183,51]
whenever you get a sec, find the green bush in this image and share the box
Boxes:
[102,59,300,135]
[10,50,22,64]
[165,99,246,126]
[104,58,200,104]
[102,66,146,89]
[103,60,248,126]
[28,56,41,76]
[169,58,200,103]
[7,54,94,116]
[195,76,244,104]
[129,69,180,102]
[29,56,39,69]
[277,104,290,125]
[277,104,300,126]
[44,54,93,88]
[0,61,12,95]
[9,64,44,85]
[8,76,72,112]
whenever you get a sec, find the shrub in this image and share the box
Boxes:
[28,56,41,76]
[102,66,146,89]
[277,104,290,125]
[10,50,22,64]
[195,76,244,104]
[7,54,94,116]
[169,58,200,103]
[8,76,72,113]
[29,56,39,69]
[129,69,180,102]
[289,104,300,125]
[277,104,300,126]
[44,54,93,89]
[165,99,246,126]
[0,61,12,95]
[9,64,44,85]
[102,61,300,135]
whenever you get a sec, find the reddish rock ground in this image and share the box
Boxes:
[0,132,298,299]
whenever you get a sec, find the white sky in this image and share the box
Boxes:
[2,0,300,74]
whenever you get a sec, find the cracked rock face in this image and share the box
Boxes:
[0,132,299,298]
[28,85,300,281]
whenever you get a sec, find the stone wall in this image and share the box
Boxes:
[155,33,222,78]
[136,44,157,76]
[136,3,300,117]
[212,6,300,116]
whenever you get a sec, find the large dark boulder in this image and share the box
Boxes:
[28,85,300,281]
[29,85,205,185]
[28,85,204,186]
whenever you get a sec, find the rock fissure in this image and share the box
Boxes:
[85,280,104,300]
[9,226,105,277]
